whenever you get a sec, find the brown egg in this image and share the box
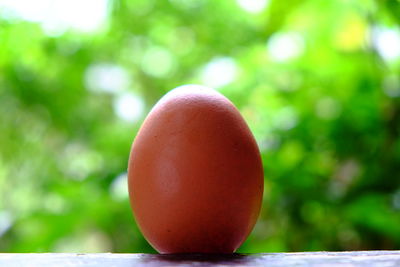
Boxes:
[128,85,264,253]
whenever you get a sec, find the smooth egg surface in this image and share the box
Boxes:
[128,85,264,253]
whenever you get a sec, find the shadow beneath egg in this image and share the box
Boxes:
[138,253,255,266]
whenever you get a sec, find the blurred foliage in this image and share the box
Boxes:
[0,0,400,253]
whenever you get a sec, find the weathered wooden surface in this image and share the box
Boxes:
[1,251,400,267]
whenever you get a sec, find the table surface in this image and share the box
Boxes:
[1,251,400,267]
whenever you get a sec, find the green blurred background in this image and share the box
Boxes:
[1,0,400,253]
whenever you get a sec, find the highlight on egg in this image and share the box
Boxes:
[128,85,264,253]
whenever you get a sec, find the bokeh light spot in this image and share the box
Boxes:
[141,46,175,78]
[236,0,269,13]
[0,210,13,237]
[267,32,305,62]
[273,106,298,130]
[85,64,131,94]
[110,172,129,201]
[372,26,400,63]
[200,57,238,89]
[0,0,110,34]
[383,75,400,98]
[113,92,145,123]
[316,97,341,120]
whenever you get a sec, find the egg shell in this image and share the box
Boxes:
[128,85,264,253]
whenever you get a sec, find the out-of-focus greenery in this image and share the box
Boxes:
[1,0,400,253]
